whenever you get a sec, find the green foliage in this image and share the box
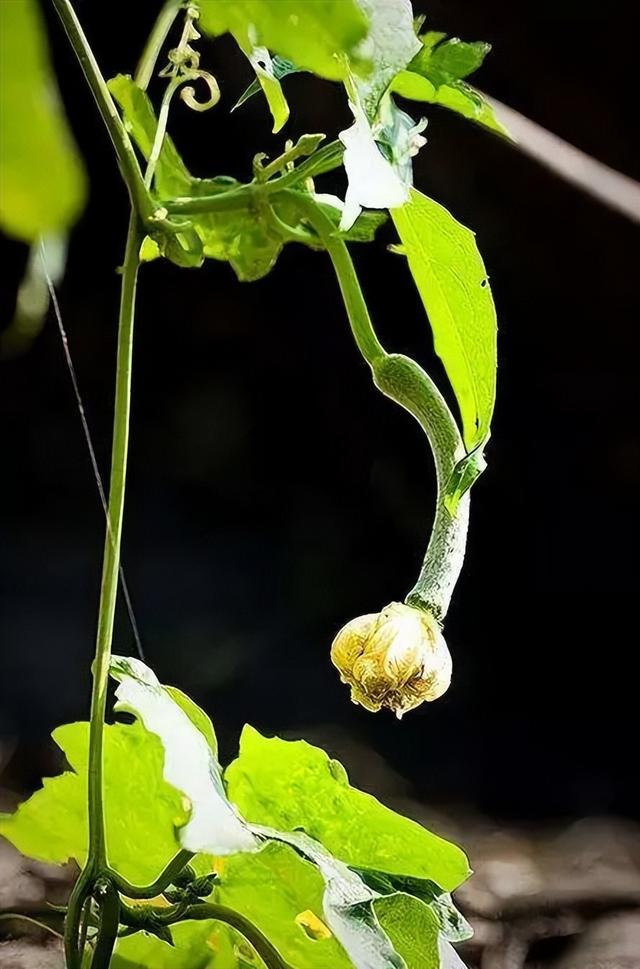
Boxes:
[0,1,512,964]
[0,0,86,240]
[216,842,351,968]
[390,29,508,136]
[244,47,290,132]
[233,55,297,117]
[226,725,470,891]
[108,74,383,278]
[410,32,490,88]
[391,70,508,137]
[110,655,257,856]
[107,74,189,197]
[374,895,440,968]
[113,921,220,969]
[0,722,186,884]
[391,189,497,452]
[0,698,471,969]
[197,0,369,81]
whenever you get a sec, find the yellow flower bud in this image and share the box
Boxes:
[330,602,451,718]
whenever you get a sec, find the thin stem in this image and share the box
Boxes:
[135,0,183,91]
[266,140,345,191]
[183,903,294,969]
[88,213,141,866]
[162,141,346,216]
[292,194,385,364]
[294,194,468,619]
[109,849,195,899]
[89,879,121,969]
[145,76,182,188]
[165,184,257,216]
[50,0,153,220]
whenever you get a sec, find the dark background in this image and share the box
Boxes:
[1,0,638,823]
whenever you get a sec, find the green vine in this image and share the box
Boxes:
[1,0,503,965]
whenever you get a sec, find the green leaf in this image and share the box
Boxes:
[391,188,497,451]
[317,201,388,242]
[197,1,369,81]
[215,842,354,969]
[373,894,440,969]
[113,921,220,969]
[0,722,187,884]
[233,55,298,115]
[353,0,421,119]
[0,0,86,241]
[109,75,294,280]
[354,868,472,944]
[225,726,470,891]
[443,446,487,515]
[391,71,509,137]
[409,35,491,88]
[110,656,258,856]
[253,827,406,969]
[244,48,290,132]
[107,74,190,196]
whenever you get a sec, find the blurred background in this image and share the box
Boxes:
[1,1,639,967]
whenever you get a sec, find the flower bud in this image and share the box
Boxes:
[330,602,451,718]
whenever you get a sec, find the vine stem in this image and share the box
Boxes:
[50,0,153,221]
[62,212,141,969]
[292,193,469,620]
[145,75,182,188]
[181,903,295,969]
[109,849,195,899]
[88,212,140,867]
[135,0,183,91]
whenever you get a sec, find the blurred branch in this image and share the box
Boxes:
[486,94,640,224]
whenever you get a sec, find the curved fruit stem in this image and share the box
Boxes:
[293,193,469,620]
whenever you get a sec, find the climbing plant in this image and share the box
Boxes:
[0,1,508,966]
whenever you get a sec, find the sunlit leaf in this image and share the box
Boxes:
[0,0,86,240]
[373,894,440,969]
[225,726,470,891]
[233,55,298,115]
[113,921,220,969]
[110,656,257,856]
[315,198,388,242]
[215,842,354,969]
[245,47,290,132]
[197,0,369,81]
[409,34,491,88]
[391,71,509,137]
[390,29,509,137]
[109,75,304,279]
[0,722,187,884]
[107,74,190,197]
[254,827,406,969]
[391,189,497,451]
[354,868,472,944]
